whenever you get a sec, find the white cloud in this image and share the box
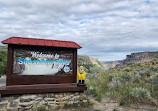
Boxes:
[0,0,158,61]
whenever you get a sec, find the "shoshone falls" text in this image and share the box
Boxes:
[18,58,70,65]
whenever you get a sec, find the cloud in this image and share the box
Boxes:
[0,0,158,61]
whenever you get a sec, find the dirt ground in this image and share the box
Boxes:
[59,96,158,111]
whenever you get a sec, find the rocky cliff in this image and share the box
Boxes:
[123,51,158,64]
[101,51,158,69]
[78,55,102,67]
[101,60,123,70]
[77,55,104,73]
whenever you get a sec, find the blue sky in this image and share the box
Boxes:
[0,0,158,61]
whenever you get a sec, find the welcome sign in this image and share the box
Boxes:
[13,48,73,75]
[0,37,87,94]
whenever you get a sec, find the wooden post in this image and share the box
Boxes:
[73,48,77,83]
[6,44,14,86]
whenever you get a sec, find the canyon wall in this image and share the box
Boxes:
[123,51,158,64]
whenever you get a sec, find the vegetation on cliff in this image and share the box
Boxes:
[77,55,104,74]
[86,59,158,106]
[0,51,7,75]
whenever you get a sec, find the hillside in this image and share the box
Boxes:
[86,51,158,107]
[87,58,158,107]
[101,60,123,70]
[77,55,104,73]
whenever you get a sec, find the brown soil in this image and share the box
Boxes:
[60,95,158,111]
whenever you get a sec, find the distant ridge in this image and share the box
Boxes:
[124,51,158,64]
[101,51,158,69]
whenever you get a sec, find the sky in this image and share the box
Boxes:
[0,0,158,61]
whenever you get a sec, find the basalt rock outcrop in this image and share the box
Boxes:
[123,51,158,64]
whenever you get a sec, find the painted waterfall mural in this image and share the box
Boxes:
[13,48,73,75]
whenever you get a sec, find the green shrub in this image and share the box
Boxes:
[119,98,126,106]
[134,68,151,79]
[149,66,158,72]
[139,68,150,77]
[89,86,95,91]
[148,73,158,91]
[134,69,139,75]
[108,73,132,90]
[119,98,131,106]
[134,74,141,82]
[115,73,132,84]
[107,75,113,82]
[129,87,151,100]
[108,79,121,90]
[95,95,102,102]
[0,52,7,75]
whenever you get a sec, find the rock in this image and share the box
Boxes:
[19,105,33,110]
[83,94,86,98]
[74,100,79,104]
[73,95,80,100]
[48,104,57,109]
[61,96,69,101]
[68,101,73,105]
[48,103,55,107]
[54,95,58,98]
[70,94,74,98]
[83,100,88,103]
[20,95,37,102]
[44,98,55,101]
[0,101,8,109]
[7,107,18,111]
[35,97,43,101]
[56,102,60,105]
[58,93,64,98]
[75,92,79,96]
[19,101,34,107]
[48,101,56,104]
[40,100,48,105]
[9,100,18,108]
[56,99,59,102]
[79,94,87,100]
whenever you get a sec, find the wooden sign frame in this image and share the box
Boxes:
[6,44,77,86]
